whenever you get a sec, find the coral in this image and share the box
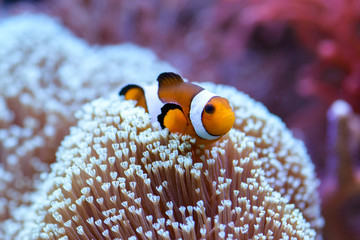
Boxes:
[17,84,322,239]
[321,100,360,240]
[244,0,360,112]
[0,13,174,235]
[1,0,303,98]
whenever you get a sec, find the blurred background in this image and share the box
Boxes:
[1,0,359,239]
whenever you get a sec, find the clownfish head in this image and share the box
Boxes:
[201,96,235,137]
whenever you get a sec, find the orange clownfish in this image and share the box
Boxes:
[119,72,235,144]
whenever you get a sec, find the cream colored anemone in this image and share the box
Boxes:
[0,14,174,237]
[202,83,324,233]
[21,84,322,239]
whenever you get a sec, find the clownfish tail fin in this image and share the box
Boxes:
[158,103,187,134]
[119,84,148,112]
[119,84,142,96]
[157,72,184,87]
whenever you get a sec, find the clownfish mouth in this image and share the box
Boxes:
[223,110,235,124]
[205,111,235,137]
[222,112,235,129]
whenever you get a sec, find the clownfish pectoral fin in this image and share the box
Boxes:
[157,72,184,87]
[158,103,188,134]
[119,84,148,112]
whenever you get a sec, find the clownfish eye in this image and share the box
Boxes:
[204,104,215,114]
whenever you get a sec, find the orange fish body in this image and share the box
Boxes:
[120,72,235,145]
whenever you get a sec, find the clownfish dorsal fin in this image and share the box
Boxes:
[157,72,184,87]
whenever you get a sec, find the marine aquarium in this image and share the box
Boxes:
[0,0,359,239]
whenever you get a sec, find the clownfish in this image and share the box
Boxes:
[119,72,235,144]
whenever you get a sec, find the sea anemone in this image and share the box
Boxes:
[0,13,174,236]
[0,13,323,239]
[18,83,323,239]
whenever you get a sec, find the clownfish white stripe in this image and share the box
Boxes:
[143,83,163,122]
[190,90,220,140]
